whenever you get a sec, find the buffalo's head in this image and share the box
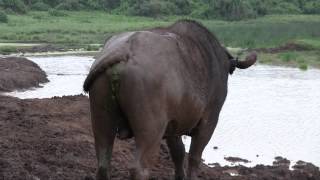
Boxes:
[229,52,257,74]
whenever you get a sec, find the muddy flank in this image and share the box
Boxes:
[0,57,48,92]
[0,56,320,179]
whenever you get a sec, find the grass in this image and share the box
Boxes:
[295,39,320,50]
[0,11,170,45]
[1,11,320,48]
[256,37,320,69]
[0,11,319,69]
[202,15,320,48]
[279,52,299,62]
[0,46,19,55]
[258,50,320,70]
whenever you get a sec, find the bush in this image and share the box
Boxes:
[249,0,267,16]
[299,63,308,70]
[79,0,101,10]
[0,46,18,55]
[269,2,301,14]
[212,0,257,21]
[32,13,44,20]
[48,9,67,16]
[41,0,62,8]
[280,52,297,62]
[173,0,191,15]
[0,0,27,14]
[127,0,187,17]
[31,2,50,11]
[128,0,160,17]
[55,0,82,10]
[86,44,100,51]
[0,10,8,23]
[189,0,211,19]
[303,1,320,14]
[3,8,14,14]
[104,0,120,10]
[1,0,319,19]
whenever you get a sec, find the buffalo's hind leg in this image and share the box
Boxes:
[130,118,167,180]
[119,67,169,179]
[166,136,186,180]
[187,109,221,180]
[89,74,117,180]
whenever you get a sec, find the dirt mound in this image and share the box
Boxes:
[0,95,319,180]
[0,57,48,92]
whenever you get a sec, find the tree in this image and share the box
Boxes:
[211,0,256,21]
[104,0,120,9]
[303,1,320,14]
[0,0,27,13]
[0,10,8,23]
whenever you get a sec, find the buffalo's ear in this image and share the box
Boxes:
[236,52,257,69]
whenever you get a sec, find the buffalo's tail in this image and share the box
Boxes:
[83,54,129,92]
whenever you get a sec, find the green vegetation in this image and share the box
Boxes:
[0,10,7,22]
[48,9,67,16]
[299,63,308,70]
[0,46,18,54]
[0,43,41,54]
[0,11,170,45]
[204,15,320,48]
[31,2,50,11]
[0,0,27,14]
[86,44,101,51]
[258,49,320,70]
[280,52,299,62]
[296,39,320,50]
[0,0,319,69]
[1,11,319,49]
[1,0,320,20]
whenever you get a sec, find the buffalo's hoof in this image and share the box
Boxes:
[118,128,133,139]
[96,167,110,180]
[129,168,149,180]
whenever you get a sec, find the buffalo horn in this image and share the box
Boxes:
[236,52,257,69]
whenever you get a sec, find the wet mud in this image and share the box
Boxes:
[253,42,313,53]
[0,57,48,92]
[0,95,319,180]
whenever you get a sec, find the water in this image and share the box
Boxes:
[4,56,320,167]
[185,66,320,167]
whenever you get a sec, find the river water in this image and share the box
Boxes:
[4,55,320,167]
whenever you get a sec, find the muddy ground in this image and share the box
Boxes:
[252,42,313,54]
[0,57,48,92]
[0,57,320,179]
[0,95,320,180]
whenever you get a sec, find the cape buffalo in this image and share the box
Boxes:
[83,20,256,180]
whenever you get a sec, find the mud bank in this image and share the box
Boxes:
[252,42,312,54]
[0,57,48,92]
[0,95,319,180]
